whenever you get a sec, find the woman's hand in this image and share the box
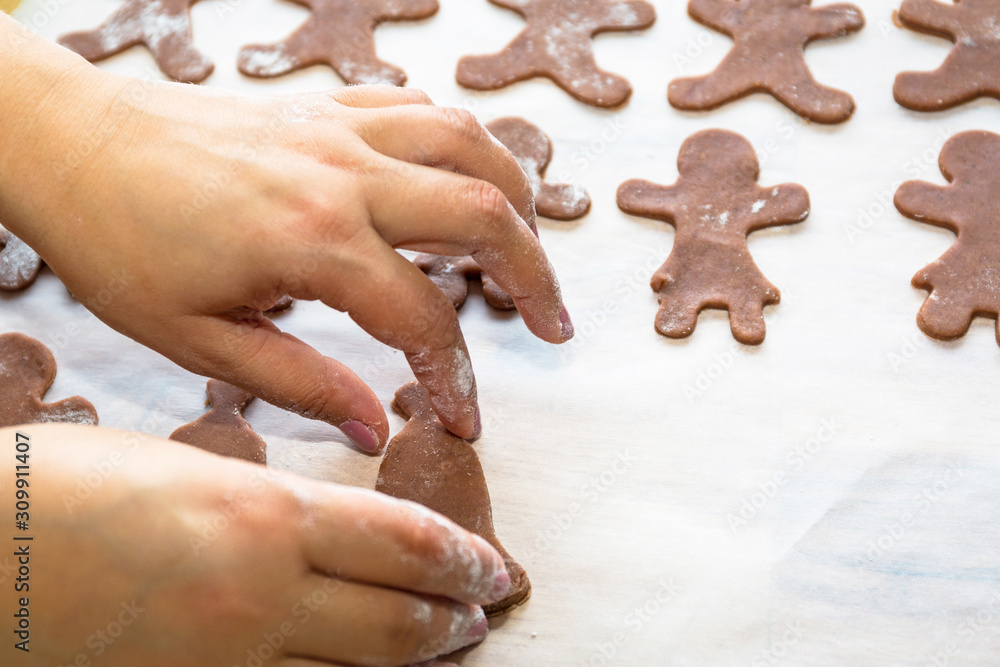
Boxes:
[0,16,573,452]
[2,424,511,666]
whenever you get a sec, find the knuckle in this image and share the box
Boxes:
[465,179,510,226]
[383,599,436,662]
[234,485,301,539]
[396,511,452,573]
[412,295,459,349]
[438,106,485,145]
[403,88,433,105]
[291,380,336,422]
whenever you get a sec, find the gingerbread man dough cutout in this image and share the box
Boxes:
[0,225,42,292]
[170,380,266,464]
[0,333,99,427]
[413,254,515,311]
[617,129,809,345]
[238,0,439,85]
[668,0,865,124]
[895,131,1000,345]
[376,382,531,617]
[894,0,1000,111]
[59,0,214,83]
[456,0,657,108]
[487,117,592,221]
[413,117,586,310]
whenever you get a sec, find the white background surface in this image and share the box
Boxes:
[6,0,1000,664]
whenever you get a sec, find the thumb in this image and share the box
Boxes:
[179,314,389,453]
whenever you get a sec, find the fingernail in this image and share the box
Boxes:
[488,568,512,603]
[462,608,489,646]
[340,420,379,453]
[443,606,488,654]
[560,305,575,340]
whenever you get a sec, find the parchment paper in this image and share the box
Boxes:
[6,0,1000,663]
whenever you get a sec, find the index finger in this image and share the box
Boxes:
[347,105,537,230]
[285,477,512,606]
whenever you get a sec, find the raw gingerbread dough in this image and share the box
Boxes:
[486,117,591,221]
[376,382,531,617]
[456,0,657,108]
[0,333,99,427]
[668,0,865,124]
[265,294,295,316]
[238,0,439,85]
[894,130,1000,345]
[413,255,515,311]
[414,116,586,310]
[616,129,809,345]
[893,0,1000,111]
[59,0,214,83]
[0,225,42,292]
[170,380,266,464]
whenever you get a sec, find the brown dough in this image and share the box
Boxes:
[0,333,99,427]
[668,0,865,124]
[894,130,1000,344]
[170,380,266,464]
[265,294,295,316]
[456,0,656,108]
[238,0,439,85]
[486,117,591,221]
[616,129,809,345]
[412,255,515,311]
[376,382,531,617]
[59,0,214,84]
[893,0,1000,111]
[414,117,585,310]
[0,225,42,292]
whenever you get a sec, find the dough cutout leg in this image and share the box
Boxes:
[917,295,973,340]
